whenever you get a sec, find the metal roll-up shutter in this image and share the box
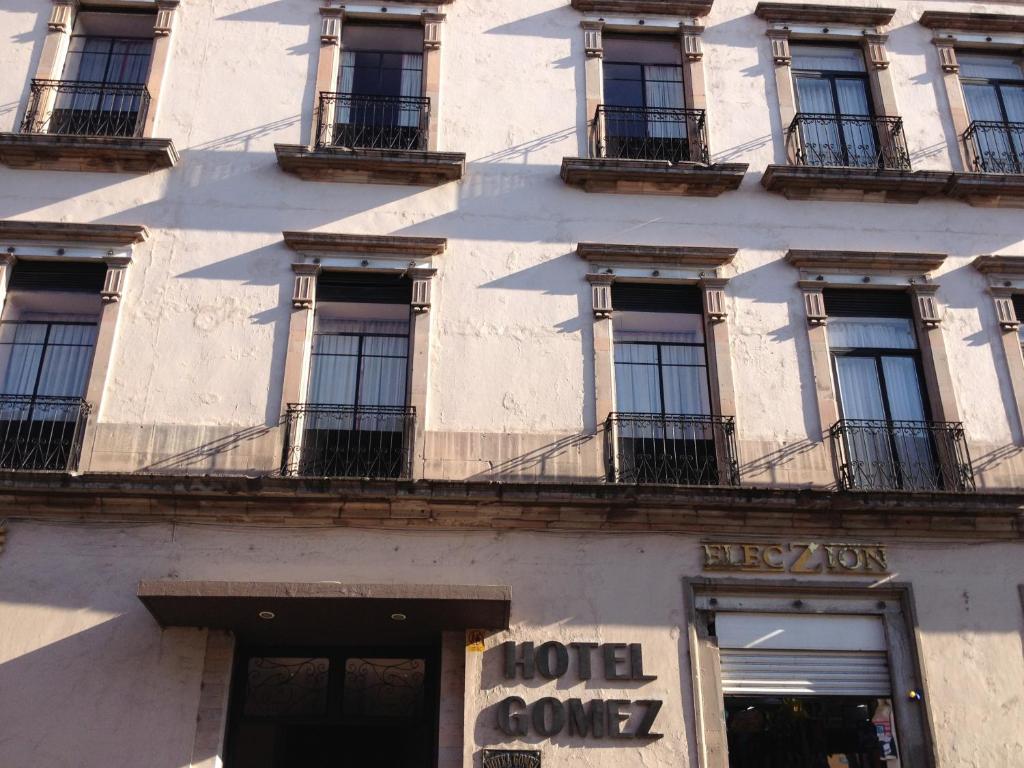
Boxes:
[611,282,702,314]
[8,260,107,293]
[716,613,892,697]
[823,288,913,319]
[316,271,412,304]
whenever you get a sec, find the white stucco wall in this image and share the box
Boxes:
[0,0,1023,483]
[0,521,1021,767]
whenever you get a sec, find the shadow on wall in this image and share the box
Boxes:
[737,438,821,486]
[466,432,596,482]
[0,612,204,768]
[137,421,281,474]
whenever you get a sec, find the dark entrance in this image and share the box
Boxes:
[225,643,441,768]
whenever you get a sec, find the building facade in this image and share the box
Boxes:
[0,0,1022,766]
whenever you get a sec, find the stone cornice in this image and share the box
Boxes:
[972,255,1024,278]
[283,232,447,257]
[0,473,1020,541]
[577,242,737,268]
[919,11,1024,34]
[785,250,946,274]
[0,220,149,247]
[754,2,895,26]
[571,0,715,17]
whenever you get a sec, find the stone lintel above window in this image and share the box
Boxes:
[754,3,895,27]
[577,242,736,270]
[0,220,149,249]
[283,232,447,258]
[571,0,714,17]
[786,249,946,277]
[918,11,1024,35]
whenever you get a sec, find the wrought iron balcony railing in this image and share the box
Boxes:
[963,120,1024,175]
[830,419,974,492]
[0,395,90,472]
[21,79,150,138]
[605,412,739,486]
[315,92,429,151]
[282,403,415,479]
[787,113,912,171]
[593,105,709,164]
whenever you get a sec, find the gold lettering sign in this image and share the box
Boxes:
[702,542,889,575]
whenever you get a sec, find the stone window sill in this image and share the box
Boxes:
[0,133,178,174]
[761,165,951,204]
[275,144,465,186]
[560,157,747,196]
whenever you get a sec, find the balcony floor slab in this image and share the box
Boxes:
[0,133,177,173]
[761,165,952,204]
[560,157,747,196]
[946,172,1024,208]
[275,144,465,186]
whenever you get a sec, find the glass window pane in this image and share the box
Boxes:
[244,657,330,718]
[614,342,658,365]
[661,364,710,415]
[659,345,705,365]
[615,358,661,413]
[358,356,407,407]
[343,658,425,718]
[361,335,408,358]
[963,83,1006,122]
[828,318,917,350]
[959,54,1024,81]
[312,334,359,355]
[795,76,837,114]
[308,353,358,405]
[880,357,927,421]
[791,44,866,73]
[835,357,886,420]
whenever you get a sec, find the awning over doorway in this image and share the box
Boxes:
[138,581,511,644]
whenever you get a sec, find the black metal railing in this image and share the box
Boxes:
[593,105,709,164]
[21,79,150,138]
[830,419,974,492]
[315,92,429,151]
[282,403,415,479]
[963,120,1024,175]
[0,395,90,472]
[787,113,912,170]
[605,412,739,486]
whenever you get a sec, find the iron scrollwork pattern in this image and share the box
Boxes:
[593,104,710,165]
[342,658,426,719]
[788,113,912,170]
[244,657,331,718]
[963,120,1024,174]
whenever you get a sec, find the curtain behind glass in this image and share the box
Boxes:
[835,78,876,165]
[398,54,423,128]
[834,356,894,488]
[963,83,1005,122]
[791,45,866,73]
[794,77,840,165]
[828,318,917,350]
[336,50,356,124]
[880,356,936,489]
[60,38,151,115]
[644,65,685,139]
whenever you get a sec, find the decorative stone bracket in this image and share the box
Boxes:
[101,255,131,303]
[320,5,343,44]
[423,13,445,50]
[48,0,76,32]
[700,276,728,322]
[800,283,828,326]
[154,0,180,36]
[990,287,1020,331]
[292,263,321,309]
[582,20,604,58]
[409,267,437,312]
[909,283,942,328]
[767,28,791,65]
[586,273,615,318]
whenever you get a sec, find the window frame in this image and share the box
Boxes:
[0,318,99,400]
[613,335,712,418]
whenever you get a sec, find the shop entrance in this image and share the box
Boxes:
[225,643,440,768]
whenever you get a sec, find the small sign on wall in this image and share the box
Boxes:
[702,541,889,575]
[483,749,541,768]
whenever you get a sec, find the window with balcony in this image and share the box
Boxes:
[282,273,414,479]
[0,261,105,472]
[959,54,1024,175]
[825,289,972,492]
[323,25,426,152]
[0,6,178,172]
[789,45,907,170]
[599,36,703,164]
[606,283,737,486]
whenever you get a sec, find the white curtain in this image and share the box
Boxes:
[335,50,356,125]
[963,83,1004,122]
[643,65,685,139]
[35,324,96,398]
[834,357,886,421]
[828,318,917,350]
[791,45,866,73]
[614,336,709,416]
[398,54,423,128]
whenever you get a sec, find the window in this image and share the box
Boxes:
[608,283,735,485]
[791,45,878,168]
[717,613,901,768]
[330,25,426,150]
[284,273,414,479]
[227,648,437,768]
[0,260,103,471]
[959,54,1024,174]
[1014,295,1024,356]
[601,36,689,161]
[825,289,945,491]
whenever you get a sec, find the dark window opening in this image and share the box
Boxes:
[726,696,899,768]
[226,644,440,768]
